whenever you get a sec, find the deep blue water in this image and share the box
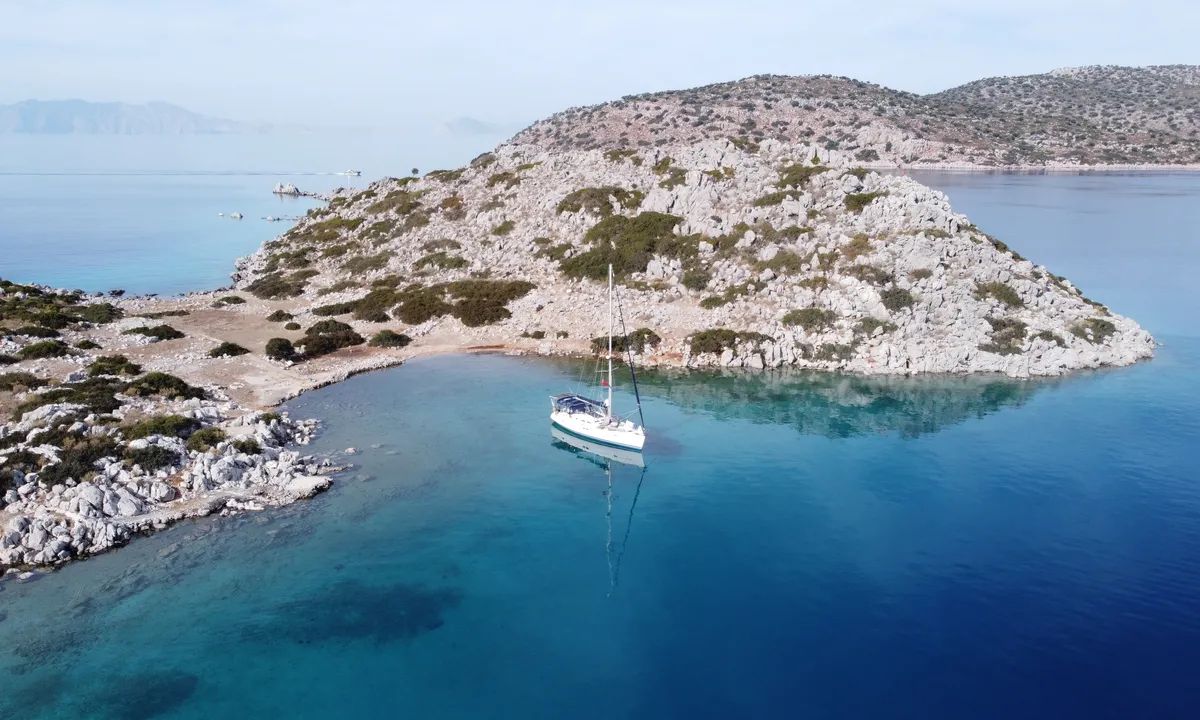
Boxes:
[1,349,1198,719]
[0,167,1198,718]
[0,134,498,295]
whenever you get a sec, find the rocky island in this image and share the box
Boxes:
[1,67,1168,573]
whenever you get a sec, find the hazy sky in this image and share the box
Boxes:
[3,0,1196,129]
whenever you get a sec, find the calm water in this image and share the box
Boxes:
[0,166,1198,718]
[0,134,499,294]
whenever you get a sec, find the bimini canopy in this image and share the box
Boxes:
[552,393,606,414]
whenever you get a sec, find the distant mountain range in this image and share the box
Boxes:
[0,100,278,134]
[434,117,526,137]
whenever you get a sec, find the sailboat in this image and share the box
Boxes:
[550,264,647,452]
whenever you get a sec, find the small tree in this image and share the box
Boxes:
[411,167,419,176]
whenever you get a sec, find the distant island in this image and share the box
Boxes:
[519,65,1200,167]
[0,100,279,135]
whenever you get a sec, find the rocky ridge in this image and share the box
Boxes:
[513,66,1200,167]
[232,136,1154,377]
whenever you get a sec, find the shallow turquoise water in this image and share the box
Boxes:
[1,348,1198,718]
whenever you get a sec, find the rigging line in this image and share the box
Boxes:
[610,463,648,593]
[613,283,647,428]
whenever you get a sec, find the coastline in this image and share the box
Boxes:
[0,150,1169,576]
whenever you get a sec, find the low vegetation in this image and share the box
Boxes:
[122,325,185,341]
[880,287,916,312]
[974,281,1023,308]
[782,308,837,333]
[1070,318,1117,344]
[590,328,662,354]
[208,342,250,358]
[368,330,412,348]
[979,317,1028,355]
[556,187,644,217]
[844,192,887,213]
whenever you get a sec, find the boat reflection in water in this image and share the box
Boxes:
[551,426,645,468]
[551,426,648,595]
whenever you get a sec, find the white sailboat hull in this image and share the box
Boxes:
[551,426,646,467]
[551,410,646,451]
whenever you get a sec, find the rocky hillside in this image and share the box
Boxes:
[513,66,1200,166]
[232,132,1154,377]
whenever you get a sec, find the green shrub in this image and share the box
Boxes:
[855,149,880,162]
[425,168,464,182]
[681,269,711,291]
[283,322,301,331]
[756,250,805,275]
[556,187,644,216]
[77,303,123,324]
[17,340,70,360]
[37,435,122,485]
[368,330,412,348]
[699,296,728,309]
[487,171,521,189]
[880,287,916,312]
[187,427,228,452]
[782,308,837,332]
[124,414,200,440]
[603,149,638,163]
[856,317,897,336]
[0,372,46,391]
[75,340,101,350]
[521,330,546,340]
[233,438,261,455]
[341,253,392,274]
[909,268,933,280]
[312,301,358,317]
[246,271,310,300]
[534,243,572,261]
[591,328,662,354]
[122,325,185,341]
[1035,330,1066,347]
[843,264,893,285]
[842,234,873,261]
[305,319,352,336]
[124,445,180,471]
[125,372,205,400]
[844,192,887,213]
[688,329,771,354]
[979,317,1029,355]
[214,295,246,306]
[658,168,687,190]
[491,220,516,236]
[974,281,1023,308]
[317,280,360,297]
[445,279,535,327]
[367,190,423,216]
[1070,318,1117,344]
[208,342,250,358]
[266,338,297,361]
[142,310,190,319]
[393,286,453,324]
[555,331,569,339]
[559,212,682,281]
[266,310,294,322]
[10,325,59,338]
[351,288,400,322]
[10,376,126,420]
[777,164,828,188]
[753,191,790,207]
[414,252,468,271]
[88,355,141,377]
[296,330,364,358]
[844,168,870,180]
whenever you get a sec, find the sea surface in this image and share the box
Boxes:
[0,134,500,295]
[1,155,1199,718]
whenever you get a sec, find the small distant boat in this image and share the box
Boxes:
[342,169,362,176]
[230,212,243,219]
[550,264,646,452]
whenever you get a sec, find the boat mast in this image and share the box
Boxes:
[607,263,614,419]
